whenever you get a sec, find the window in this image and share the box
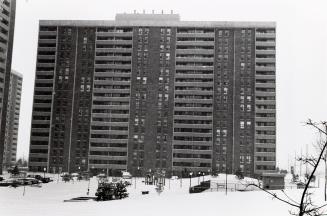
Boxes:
[240,96,244,103]
[240,121,245,129]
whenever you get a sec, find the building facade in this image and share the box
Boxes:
[2,70,22,168]
[0,0,16,174]
[29,13,276,177]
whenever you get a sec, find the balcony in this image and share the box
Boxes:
[174,89,213,95]
[172,157,212,163]
[39,39,57,44]
[173,149,212,154]
[256,41,276,46]
[255,49,276,55]
[92,105,130,110]
[173,131,212,137]
[255,32,276,38]
[91,121,129,127]
[255,99,275,105]
[89,137,128,143]
[255,91,275,97]
[95,56,132,61]
[96,40,133,45]
[174,98,213,104]
[94,64,131,70]
[176,41,214,46]
[175,57,214,63]
[174,115,212,120]
[255,75,275,80]
[255,134,276,140]
[176,32,215,37]
[91,129,129,135]
[255,66,275,71]
[255,83,275,88]
[91,113,129,118]
[95,48,133,53]
[174,123,212,129]
[88,163,127,170]
[254,160,276,166]
[176,49,214,55]
[96,32,133,37]
[88,155,127,160]
[89,146,127,152]
[254,125,275,131]
[94,72,131,77]
[174,106,212,112]
[256,58,275,63]
[175,65,214,71]
[174,82,213,87]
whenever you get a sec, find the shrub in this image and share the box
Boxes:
[235,169,244,180]
[95,182,129,201]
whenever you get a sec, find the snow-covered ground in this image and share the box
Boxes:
[0,173,325,216]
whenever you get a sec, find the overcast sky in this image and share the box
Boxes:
[12,0,327,170]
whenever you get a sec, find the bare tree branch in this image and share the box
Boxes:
[246,183,300,208]
[245,120,327,216]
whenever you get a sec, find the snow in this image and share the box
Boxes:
[0,173,325,216]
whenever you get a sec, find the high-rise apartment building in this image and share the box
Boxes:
[29,13,276,177]
[2,70,22,168]
[0,0,16,174]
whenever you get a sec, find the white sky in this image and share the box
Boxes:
[12,0,327,170]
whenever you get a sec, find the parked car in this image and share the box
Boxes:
[16,178,41,185]
[122,171,132,179]
[0,179,20,187]
[0,176,4,182]
[27,174,52,183]
[171,176,178,180]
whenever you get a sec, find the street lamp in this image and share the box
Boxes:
[202,172,205,182]
[225,166,228,195]
[135,167,140,189]
[78,166,81,181]
[43,167,46,178]
[189,172,193,188]
[198,171,201,185]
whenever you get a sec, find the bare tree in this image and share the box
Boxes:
[312,135,327,201]
[247,120,327,216]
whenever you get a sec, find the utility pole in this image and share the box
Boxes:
[300,148,303,180]
[294,151,297,177]
[225,168,228,195]
[305,144,308,176]
[325,125,327,201]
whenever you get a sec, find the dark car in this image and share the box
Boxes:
[41,177,52,183]
[0,179,20,187]
[27,174,41,179]
[27,174,52,183]
[16,178,41,185]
